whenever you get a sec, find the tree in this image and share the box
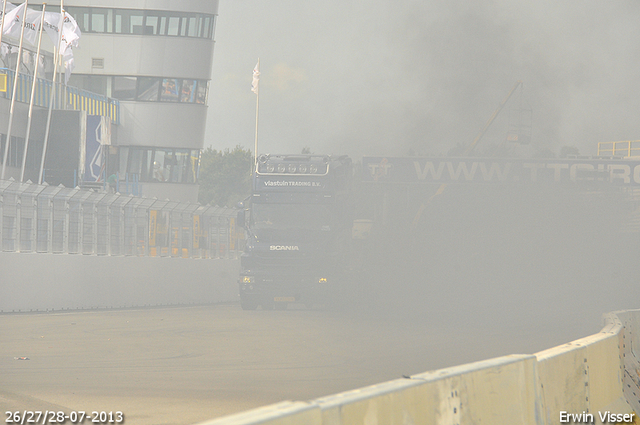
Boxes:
[198,146,252,207]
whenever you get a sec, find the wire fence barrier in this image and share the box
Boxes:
[0,179,240,258]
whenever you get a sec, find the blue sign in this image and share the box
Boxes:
[85,115,104,182]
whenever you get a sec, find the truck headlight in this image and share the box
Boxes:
[318,277,327,284]
[243,276,255,284]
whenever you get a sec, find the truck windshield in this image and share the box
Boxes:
[252,203,331,230]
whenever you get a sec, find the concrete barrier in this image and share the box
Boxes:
[317,355,539,425]
[195,402,321,425]
[315,375,435,425]
[0,252,239,311]
[535,313,627,424]
[614,310,640,414]
[196,310,640,425]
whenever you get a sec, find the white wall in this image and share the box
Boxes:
[0,252,239,312]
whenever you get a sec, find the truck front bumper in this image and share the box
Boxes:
[239,274,332,305]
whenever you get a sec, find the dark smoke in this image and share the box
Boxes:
[208,0,640,158]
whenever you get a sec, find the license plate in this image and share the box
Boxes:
[274,297,295,302]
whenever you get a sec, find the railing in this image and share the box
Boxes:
[75,171,141,197]
[0,68,120,125]
[0,179,240,259]
[597,140,640,158]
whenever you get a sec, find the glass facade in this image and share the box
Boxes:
[65,7,216,39]
[68,74,209,104]
[121,146,200,184]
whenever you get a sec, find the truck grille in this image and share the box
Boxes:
[244,252,335,274]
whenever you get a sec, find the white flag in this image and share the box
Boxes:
[0,42,8,65]
[61,12,81,52]
[63,45,73,83]
[40,10,81,83]
[1,5,43,46]
[2,2,25,37]
[251,60,260,94]
[21,8,43,46]
[42,11,62,48]
[43,10,80,56]
[0,2,17,30]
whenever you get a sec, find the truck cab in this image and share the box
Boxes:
[237,154,352,310]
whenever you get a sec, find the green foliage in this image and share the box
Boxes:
[198,146,252,207]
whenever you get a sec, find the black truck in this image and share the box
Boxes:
[236,154,353,310]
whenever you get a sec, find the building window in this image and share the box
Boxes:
[90,9,112,33]
[66,74,209,105]
[124,147,200,184]
[160,78,180,102]
[129,12,145,35]
[200,16,211,39]
[67,74,109,97]
[112,77,136,100]
[103,75,209,104]
[166,16,180,36]
[65,6,216,40]
[72,7,90,33]
[187,17,197,37]
[137,77,160,101]
[180,80,197,103]
[196,81,208,104]
[144,13,161,35]
[114,9,128,34]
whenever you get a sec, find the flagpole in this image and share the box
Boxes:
[254,82,259,171]
[0,1,9,174]
[2,0,28,180]
[20,3,45,182]
[253,58,259,173]
[39,0,62,184]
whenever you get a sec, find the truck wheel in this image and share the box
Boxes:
[240,299,258,310]
[261,302,274,310]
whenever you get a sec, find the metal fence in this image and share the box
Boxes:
[0,179,241,258]
[597,140,640,158]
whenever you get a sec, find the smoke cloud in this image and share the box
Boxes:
[207,0,640,158]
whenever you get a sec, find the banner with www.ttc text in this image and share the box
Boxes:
[362,157,640,186]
